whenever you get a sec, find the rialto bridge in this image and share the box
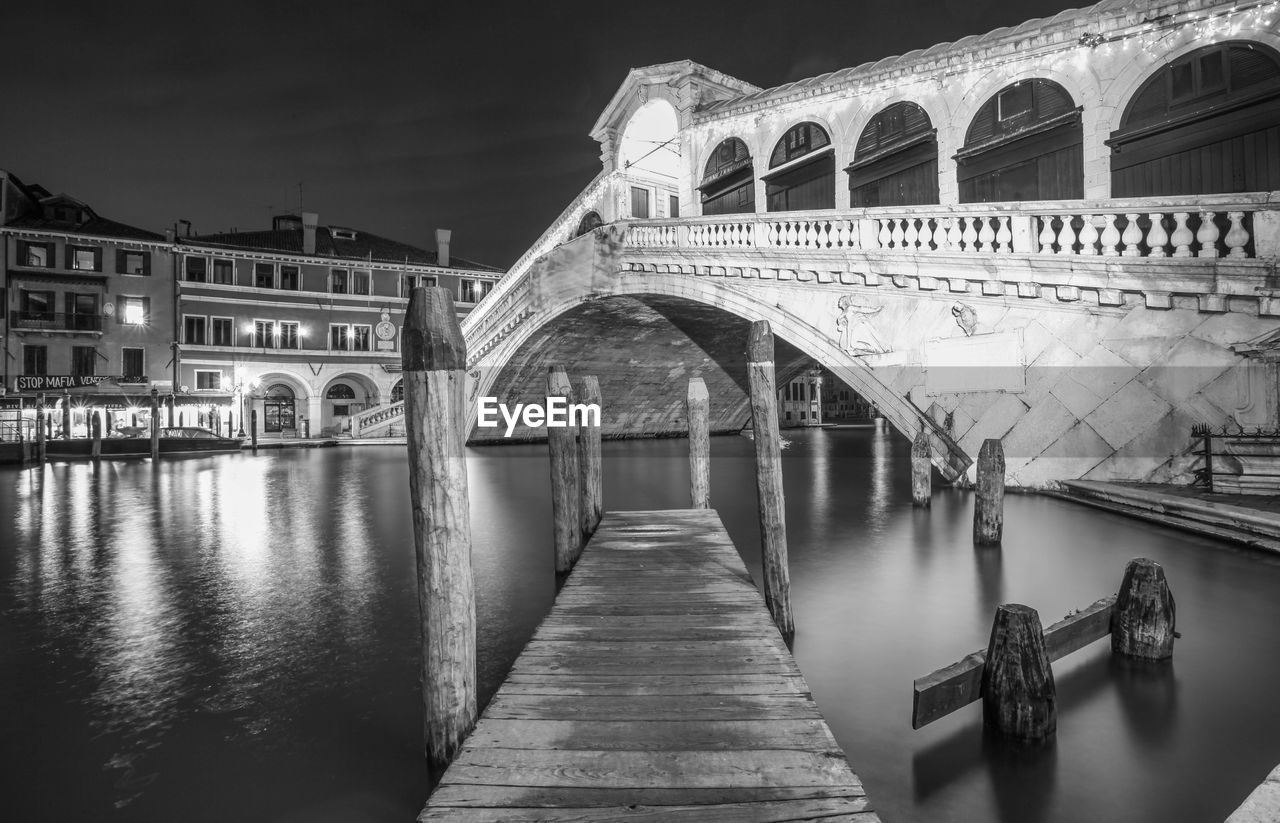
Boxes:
[355,0,1280,489]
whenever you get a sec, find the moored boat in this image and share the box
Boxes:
[45,427,243,459]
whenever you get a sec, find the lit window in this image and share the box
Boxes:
[24,243,50,267]
[121,251,148,275]
[195,370,222,390]
[279,322,299,349]
[72,247,98,271]
[121,297,149,325]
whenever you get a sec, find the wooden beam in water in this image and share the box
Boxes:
[911,595,1115,729]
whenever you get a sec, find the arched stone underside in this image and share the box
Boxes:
[465,230,972,481]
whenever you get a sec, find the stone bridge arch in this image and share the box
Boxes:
[464,233,970,480]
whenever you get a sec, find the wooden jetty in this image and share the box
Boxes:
[419,508,879,822]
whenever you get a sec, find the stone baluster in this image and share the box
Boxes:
[961,216,979,252]
[1078,215,1099,255]
[1225,211,1249,258]
[944,217,961,251]
[878,219,892,249]
[1197,211,1219,258]
[995,215,1012,253]
[836,220,851,248]
[1038,216,1057,253]
[1171,212,1193,257]
[1100,214,1121,256]
[977,216,996,252]
[1056,215,1077,256]
[918,218,934,252]
[1146,213,1169,258]
[783,221,796,246]
[903,218,918,251]
[807,221,820,248]
[1121,213,1144,257]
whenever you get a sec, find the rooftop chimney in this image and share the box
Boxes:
[302,212,318,255]
[436,228,452,267]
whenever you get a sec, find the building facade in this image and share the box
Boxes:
[175,215,501,436]
[1,171,175,437]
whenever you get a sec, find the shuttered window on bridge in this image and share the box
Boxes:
[1108,41,1280,197]
[847,102,939,207]
[699,137,755,215]
[765,122,835,211]
[956,79,1083,203]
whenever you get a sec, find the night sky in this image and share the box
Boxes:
[1,0,1085,268]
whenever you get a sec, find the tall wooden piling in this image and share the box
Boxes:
[982,603,1056,741]
[548,366,582,575]
[746,320,794,641]
[251,410,259,452]
[577,375,603,544]
[149,388,160,461]
[911,429,932,508]
[62,391,71,439]
[90,412,102,462]
[973,438,1005,545]
[687,377,711,509]
[1112,558,1176,660]
[35,394,46,463]
[167,396,175,427]
[402,286,476,771]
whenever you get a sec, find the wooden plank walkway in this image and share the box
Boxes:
[420,508,879,822]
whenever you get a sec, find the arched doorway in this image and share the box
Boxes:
[764,122,834,211]
[322,378,371,434]
[263,383,296,433]
[618,99,681,219]
[574,211,603,238]
[1109,41,1280,196]
[699,137,755,215]
[957,79,1082,202]
[847,102,938,207]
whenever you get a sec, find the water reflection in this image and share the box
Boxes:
[2,434,1280,823]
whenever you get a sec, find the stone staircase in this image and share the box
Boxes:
[350,401,405,438]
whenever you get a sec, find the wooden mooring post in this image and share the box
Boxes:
[251,410,259,452]
[61,390,71,439]
[402,286,477,772]
[547,366,581,575]
[747,320,794,642]
[687,377,710,509]
[35,394,46,464]
[912,557,1176,732]
[973,438,1005,545]
[911,429,931,508]
[982,604,1056,741]
[149,388,160,461]
[90,412,102,462]
[577,375,602,543]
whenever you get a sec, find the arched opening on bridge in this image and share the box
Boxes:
[390,378,404,403]
[699,137,755,215]
[619,99,680,219]
[957,79,1082,202]
[780,365,879,427]
[1109,41,1280,196]
[263,383,296,433]
[764,121,835,211]
[574,211,603,238]
[847,102,939,208]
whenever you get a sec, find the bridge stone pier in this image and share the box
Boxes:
[452,0,1280,489]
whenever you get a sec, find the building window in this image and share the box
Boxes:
[279,265,300,290]
[66,293,99,331]
[351,324,371,351]
[118,250,149,275]
[117,296,149,325]
[211,317,233,346]
[21,241,53,268]
[997,83,1035,121]
[631,186,650,218]
[351,269,370,295]
[279,321,299,349]
[70,246,100,271]
[185,257,207,282]
[669,195,680,218]
[401,274,437,297]
[253,319,273,348]
[332,269,349,294]
[195,370,222,391]
[329,324,370,350]
[254,263,275,289]
[122,348,144,380]
[23,345,47,376]
[184,315,207,345]
[212,258,234,284]
[460,279,480,303]
[71,346,97,377]
[20,290,54,322]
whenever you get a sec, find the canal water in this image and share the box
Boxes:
[3,429,1279,822]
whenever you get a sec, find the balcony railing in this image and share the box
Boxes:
[10,311,104,331]
[624,194,1278,261]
